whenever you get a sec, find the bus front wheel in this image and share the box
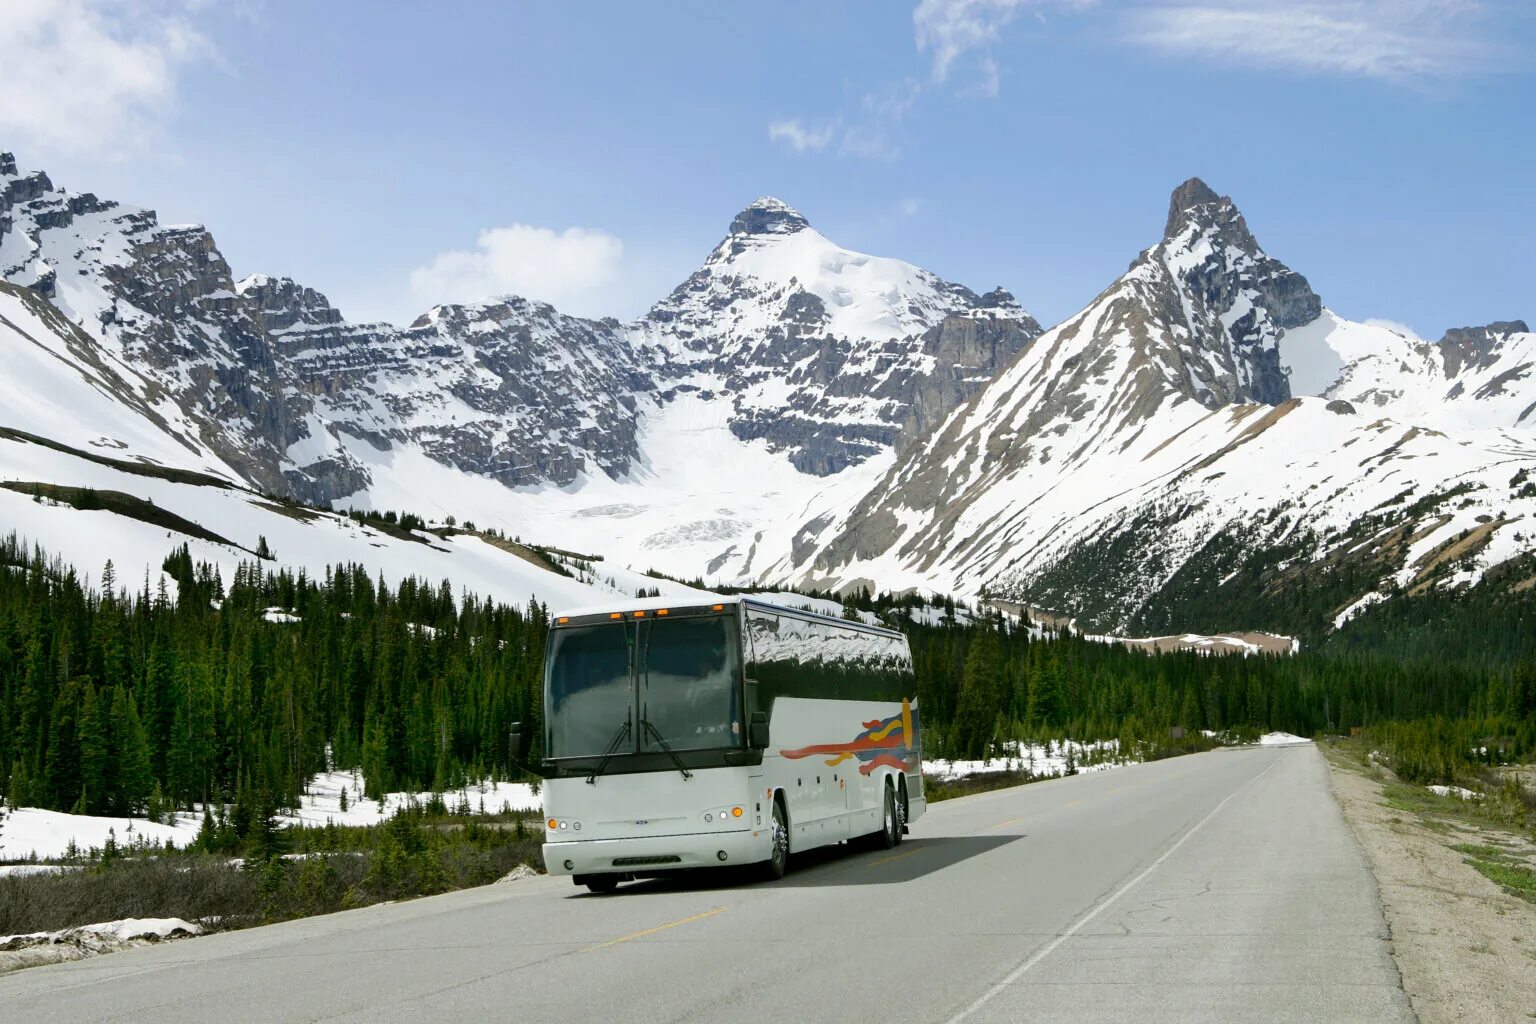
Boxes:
[583,875,619,895]
[761,800,789,880]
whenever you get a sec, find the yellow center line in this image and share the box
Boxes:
[867,846,925,868]
[1063,798,1083,808]
[988,816,1025,831]
[581,906,727,952]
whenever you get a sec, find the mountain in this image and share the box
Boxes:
[769,179,1536,636]
[0,153,1038,595]
[636,196,1040,475]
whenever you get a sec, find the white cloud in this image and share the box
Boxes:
[771,81,921,160]
[914,0,1095,95]
[408,224,626,318]
[1123,1,1497,79]
[1364,318,1426,341]
[768,118,839,153]
[0,0,212,160]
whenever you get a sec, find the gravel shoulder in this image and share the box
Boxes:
[1323,747,1536,1024]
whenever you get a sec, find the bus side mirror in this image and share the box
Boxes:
[748,711,769,749]
[510,721,531,762]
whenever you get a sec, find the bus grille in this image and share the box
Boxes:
[612,855,681,867]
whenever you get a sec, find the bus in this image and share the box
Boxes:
[520,595,925,893]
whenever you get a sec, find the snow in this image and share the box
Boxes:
[0,807,203,861]
[1427,785,1481,800]
[1,770,542,862]
[1,917,202,951]
[1279,311,1411,397]
[1257,732,1312,747]
[289,769,541,829]
[924,739,1123,781]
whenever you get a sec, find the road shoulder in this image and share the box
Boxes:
[1322,746,1536,1023]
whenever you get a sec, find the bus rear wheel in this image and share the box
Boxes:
[867,785,898,850]
[761,800,789,880]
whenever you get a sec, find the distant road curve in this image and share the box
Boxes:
[2,745,1413,1023]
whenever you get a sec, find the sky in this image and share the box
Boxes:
[1,0,1532,337]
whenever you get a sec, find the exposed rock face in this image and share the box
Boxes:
[1157,177,1319,406]
[1440,321,1530,378]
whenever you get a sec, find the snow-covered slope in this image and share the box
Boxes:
[4,150,1533,633]
[769,179,1536,631]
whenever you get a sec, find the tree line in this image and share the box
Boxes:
[1,538,546,819]
[2,534,1533,822]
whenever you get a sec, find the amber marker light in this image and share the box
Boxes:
[656,609,670,616]
[711,604,725,612]
[731,806,743,818]
[547,818,558,830]
[556,617,569,625]
[633,610,646,617]
[608,612,623,620]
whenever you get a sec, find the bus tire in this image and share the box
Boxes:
[761,798,789,880]
[895,777,909,843]
[584,875,620,895]
[872,784,898,850]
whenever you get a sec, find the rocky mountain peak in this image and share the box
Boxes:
[0,152,16,177]
[1165,177,1224,238]
[1440,320,1533,379]
[728,196,810,238]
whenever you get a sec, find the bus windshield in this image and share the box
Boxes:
[545,613,743,760]
[640,615,741,751]
[546,622,633,758]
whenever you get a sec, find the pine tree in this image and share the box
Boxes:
[111,686,154,814]
[954,628,1003,759]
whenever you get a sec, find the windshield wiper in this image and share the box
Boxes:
[640,718,693,781]
[586,717,632,785]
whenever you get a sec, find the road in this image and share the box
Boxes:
[3,744,1415,1023]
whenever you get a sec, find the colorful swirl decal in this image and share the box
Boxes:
[779,698,917,775]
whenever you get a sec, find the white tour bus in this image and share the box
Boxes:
[516,595,925,893]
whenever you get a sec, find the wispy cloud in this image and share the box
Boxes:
[769,80,921,160]
[1122,1,1500,79]
[768,118,838,153]
[914,0,1095,96]
[0,0,214,160]
[409,224,626,319]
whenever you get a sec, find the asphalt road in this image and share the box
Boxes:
[2,744,1415,1023]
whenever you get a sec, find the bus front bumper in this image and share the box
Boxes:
[543,829,768,877]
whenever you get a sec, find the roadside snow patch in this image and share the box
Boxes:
[1257,732,1311,746]
[1427,785,1481,801]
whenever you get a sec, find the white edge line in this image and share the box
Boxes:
[944,753,1282,1023]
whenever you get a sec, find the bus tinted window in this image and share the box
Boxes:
[547,623,632,757]
[641,616,741,751]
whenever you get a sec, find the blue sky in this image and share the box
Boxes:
[3,1,1532,336]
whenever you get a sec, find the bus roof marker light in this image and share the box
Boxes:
[609,613,623,620]
[556,617,569,625]
[656,609,670,616]
[711,604,724,612]
[633,610,646,618]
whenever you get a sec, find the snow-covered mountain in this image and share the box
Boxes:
[0,153,1038,598]
[636,196,1038,474]
[770,179,1536,632]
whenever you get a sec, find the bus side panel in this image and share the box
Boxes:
[743,603,921,850]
